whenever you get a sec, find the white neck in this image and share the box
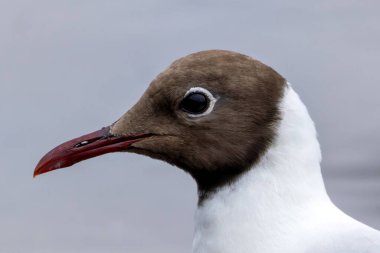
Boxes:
[193,86,335,253]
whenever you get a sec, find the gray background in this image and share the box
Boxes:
[1,0,379,252]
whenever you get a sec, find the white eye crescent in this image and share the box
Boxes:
[181,87,218,117]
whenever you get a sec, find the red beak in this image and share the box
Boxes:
[34,126,150,177]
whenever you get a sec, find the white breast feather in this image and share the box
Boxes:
[192,85,380,253]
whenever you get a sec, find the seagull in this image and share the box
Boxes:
[34,50,380,253]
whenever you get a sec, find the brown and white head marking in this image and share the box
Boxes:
[110,50,286,200]
[34,50,286,202]
[34,50,380,253]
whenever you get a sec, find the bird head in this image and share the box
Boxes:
[34,50,285,197]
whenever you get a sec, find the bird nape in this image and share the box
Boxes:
[34,50,380,253]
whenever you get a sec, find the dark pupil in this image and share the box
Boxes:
[181,92,209,114]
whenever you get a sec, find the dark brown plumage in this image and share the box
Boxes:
[110,50,286,200]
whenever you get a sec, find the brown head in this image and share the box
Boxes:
[34,50,286,201]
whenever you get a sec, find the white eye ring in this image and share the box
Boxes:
[183,87,218,118]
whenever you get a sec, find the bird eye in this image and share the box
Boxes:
[181,92,209,114]
[180,87,217,117]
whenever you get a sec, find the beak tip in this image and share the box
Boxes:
[33,167,42,178]
[33,161,56,178]
[33,159,46,178]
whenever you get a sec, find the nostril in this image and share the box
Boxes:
[74,140,90,148]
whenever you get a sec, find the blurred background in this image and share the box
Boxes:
[1,0,379,252]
